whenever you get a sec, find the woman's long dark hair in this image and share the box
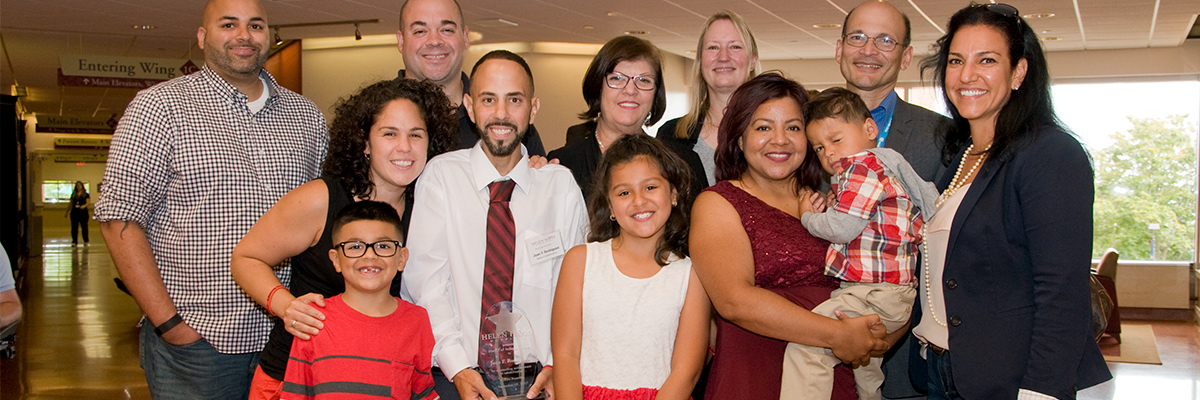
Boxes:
[322,79,459,201]
[921,3,1063,165]
[714,72,822,193]
[586,134,694,265]
[71,181,87,199]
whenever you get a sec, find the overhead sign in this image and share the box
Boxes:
[36,114,118,134]
[52,154,109,163]
[58,54,200,88]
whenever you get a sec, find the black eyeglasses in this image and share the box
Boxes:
[335,240,402,258]
[842,33,901,52]
[605,72,657,91]
[978,3,1022,25]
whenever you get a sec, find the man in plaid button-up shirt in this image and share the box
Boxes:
[94,0,327,398]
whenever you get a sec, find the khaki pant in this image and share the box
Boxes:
[780,282,915,400]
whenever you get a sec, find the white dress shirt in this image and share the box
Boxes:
[402,143,589,380]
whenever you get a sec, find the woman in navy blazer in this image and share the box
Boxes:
[907,4,1111,399]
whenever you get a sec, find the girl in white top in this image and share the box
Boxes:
[552,134,711,400]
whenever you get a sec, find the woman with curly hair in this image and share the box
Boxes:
[231,78,458,400]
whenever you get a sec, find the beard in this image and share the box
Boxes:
[204,40,268,78]
[479,121,526,157]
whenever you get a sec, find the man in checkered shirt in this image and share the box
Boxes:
[93,0,327,398]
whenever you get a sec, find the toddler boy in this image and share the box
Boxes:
[780,87,939,400]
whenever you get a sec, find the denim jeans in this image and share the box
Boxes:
[139,320,259,400]
[925,348,964,400]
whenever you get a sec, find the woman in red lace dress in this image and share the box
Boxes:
[689,73,886,399]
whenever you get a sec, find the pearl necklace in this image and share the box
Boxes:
[923,143,989,328]
[921,226,948,327]
[935,143,990,207]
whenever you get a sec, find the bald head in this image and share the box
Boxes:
[202,0,266,28]
[197,0,270,84]
[843,1,910,47]
[836,0,914,105]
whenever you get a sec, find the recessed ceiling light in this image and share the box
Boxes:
[607,12,619,17]
[583,25,594,30]
[1043,36,1062,41]
[685,50,696,54]
[812,23,841,29]
[624,30,646,35]
[132,25,156,30]
[1022,13,1055,19]
[1041,30,1052,34]
[475,18,518,28]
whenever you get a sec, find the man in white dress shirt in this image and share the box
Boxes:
[402,50,588,400]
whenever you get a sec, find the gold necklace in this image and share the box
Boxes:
[936,143,990,207]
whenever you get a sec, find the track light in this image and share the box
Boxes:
[272,19,379,42]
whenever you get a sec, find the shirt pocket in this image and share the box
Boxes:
[518,229,564,290]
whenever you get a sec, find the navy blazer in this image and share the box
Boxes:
[908,127,1111,399]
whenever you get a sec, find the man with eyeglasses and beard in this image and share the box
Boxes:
[402,50,588,400]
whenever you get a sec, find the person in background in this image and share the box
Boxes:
[551,134,709,400]
[68,181,90,246]
[836,0,951,183]
[910,3,1110,398]
[232,78,457,400]
[689,72,885,400]
[549,35,667,200]
[657,10,761,200]
[93,0,329,397]
[395,0,547,156]
[0,244,21,329]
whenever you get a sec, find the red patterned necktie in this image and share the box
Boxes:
[480,179,517,331]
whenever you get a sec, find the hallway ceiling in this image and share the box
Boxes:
[2,0,1198,119]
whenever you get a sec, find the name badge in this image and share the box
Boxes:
[526,231,565,264]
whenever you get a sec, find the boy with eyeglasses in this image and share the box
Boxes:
[281,201,438,400]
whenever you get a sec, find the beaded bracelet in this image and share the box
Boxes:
[266,285,289,317]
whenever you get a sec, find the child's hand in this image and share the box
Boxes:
[811,191,831,213]
[798,190,825,216]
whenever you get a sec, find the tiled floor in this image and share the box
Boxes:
[1,229,1198,399]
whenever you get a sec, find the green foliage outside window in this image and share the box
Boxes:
[1092,115,1198,261]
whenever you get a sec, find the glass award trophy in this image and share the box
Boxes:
[479,301,544,399]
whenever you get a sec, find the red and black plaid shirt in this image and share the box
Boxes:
[827,152,923,285]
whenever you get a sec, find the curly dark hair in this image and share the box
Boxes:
[586,134,694,265]
[322,78,459,201]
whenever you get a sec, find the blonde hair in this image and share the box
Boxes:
[675,11,761,139]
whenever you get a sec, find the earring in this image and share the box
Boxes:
[609,215,616,221]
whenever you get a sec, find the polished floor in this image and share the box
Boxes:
[1,228,1199,399]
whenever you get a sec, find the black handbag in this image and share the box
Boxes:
[1088,274,1114,341]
